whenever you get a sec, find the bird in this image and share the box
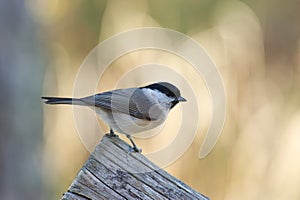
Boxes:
[41,82,186,152]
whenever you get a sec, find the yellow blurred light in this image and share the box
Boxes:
[25,0,68,25]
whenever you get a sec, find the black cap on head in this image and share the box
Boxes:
[142,82,182,99]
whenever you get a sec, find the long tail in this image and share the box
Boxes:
[41,97,87,106]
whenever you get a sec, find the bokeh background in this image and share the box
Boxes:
[1,0,300,199]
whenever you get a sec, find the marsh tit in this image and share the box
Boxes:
[42,82,186,152]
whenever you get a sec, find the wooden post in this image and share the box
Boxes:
[61,135,209,200]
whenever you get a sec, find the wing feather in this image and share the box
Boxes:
[79,88,157,120]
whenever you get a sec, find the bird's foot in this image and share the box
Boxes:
[129,146,142,153]
[126,135,142,153]
[106,129,119,138]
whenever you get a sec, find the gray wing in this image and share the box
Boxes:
[79,88,157,120]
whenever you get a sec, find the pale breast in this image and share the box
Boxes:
[95,107,166,135]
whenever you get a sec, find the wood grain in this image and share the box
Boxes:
[61,135,209,200]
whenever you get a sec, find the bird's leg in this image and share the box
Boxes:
[107,129,118,137]
[126,135,142,153]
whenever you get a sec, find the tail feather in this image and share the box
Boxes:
[41,97,86,106]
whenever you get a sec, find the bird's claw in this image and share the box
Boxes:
[107,130,119,138]
[128,146,142,153]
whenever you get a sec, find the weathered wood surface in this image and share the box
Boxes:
[61,135,209,200]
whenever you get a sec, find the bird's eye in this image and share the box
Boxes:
[168,92,174,97]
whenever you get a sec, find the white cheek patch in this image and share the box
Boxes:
[142,88,173,105]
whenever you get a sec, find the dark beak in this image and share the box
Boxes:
[177,96,187,102]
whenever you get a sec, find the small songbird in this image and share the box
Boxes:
[42,82,186,152]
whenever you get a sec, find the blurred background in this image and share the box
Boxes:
[1,0,300,199]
